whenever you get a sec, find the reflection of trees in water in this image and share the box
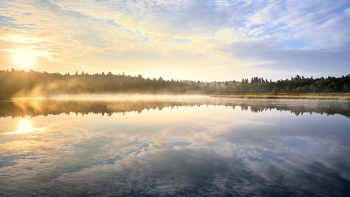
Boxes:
[0,100,206,118]
[243,103,350,117]
[0,99,349,118]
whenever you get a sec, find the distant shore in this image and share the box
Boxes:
[211,93,350,100]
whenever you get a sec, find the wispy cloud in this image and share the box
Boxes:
[0,0,349,80]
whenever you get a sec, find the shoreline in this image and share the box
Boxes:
[210,94,350,100]
[1,94,350,101]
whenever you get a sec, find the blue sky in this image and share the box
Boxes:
[0,0,350,81]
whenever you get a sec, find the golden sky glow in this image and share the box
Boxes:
[0,0,350,80]
[12,49,36,69]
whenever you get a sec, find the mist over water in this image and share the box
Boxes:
[1,96,350,196]
[31,94,210,101]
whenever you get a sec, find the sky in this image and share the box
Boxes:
[0,0,350,81]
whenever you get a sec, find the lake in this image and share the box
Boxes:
[1,95,350,196]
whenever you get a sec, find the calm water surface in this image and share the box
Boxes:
[1,96,350,196]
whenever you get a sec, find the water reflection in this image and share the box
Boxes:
[1,97,350,118]
[0,96,350,196]
[15,119,32,133]
[5,119,44,135]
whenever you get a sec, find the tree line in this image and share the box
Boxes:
[0,69,350,98]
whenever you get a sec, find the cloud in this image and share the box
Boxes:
[222,40,350,78]
[0,0,349,80]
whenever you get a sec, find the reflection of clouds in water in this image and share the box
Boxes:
[4,145,350,196]
[5,148,252,196]
[1,102,350,196]
[5,127,44,135]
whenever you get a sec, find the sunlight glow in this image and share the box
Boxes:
[12,49,36,68]
[6,119,35,135]
[17,119,32,131]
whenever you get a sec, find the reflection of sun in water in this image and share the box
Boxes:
[5,119,45,135]
[5,119,37,135]
[17,119,33,132]
[12,49,36,68]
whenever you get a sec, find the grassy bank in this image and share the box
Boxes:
[211,93,350,100]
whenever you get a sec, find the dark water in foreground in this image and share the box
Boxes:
[1,96,350,196]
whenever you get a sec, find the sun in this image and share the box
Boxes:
[12,49,36,68]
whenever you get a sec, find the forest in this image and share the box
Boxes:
[0,69,350,99]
